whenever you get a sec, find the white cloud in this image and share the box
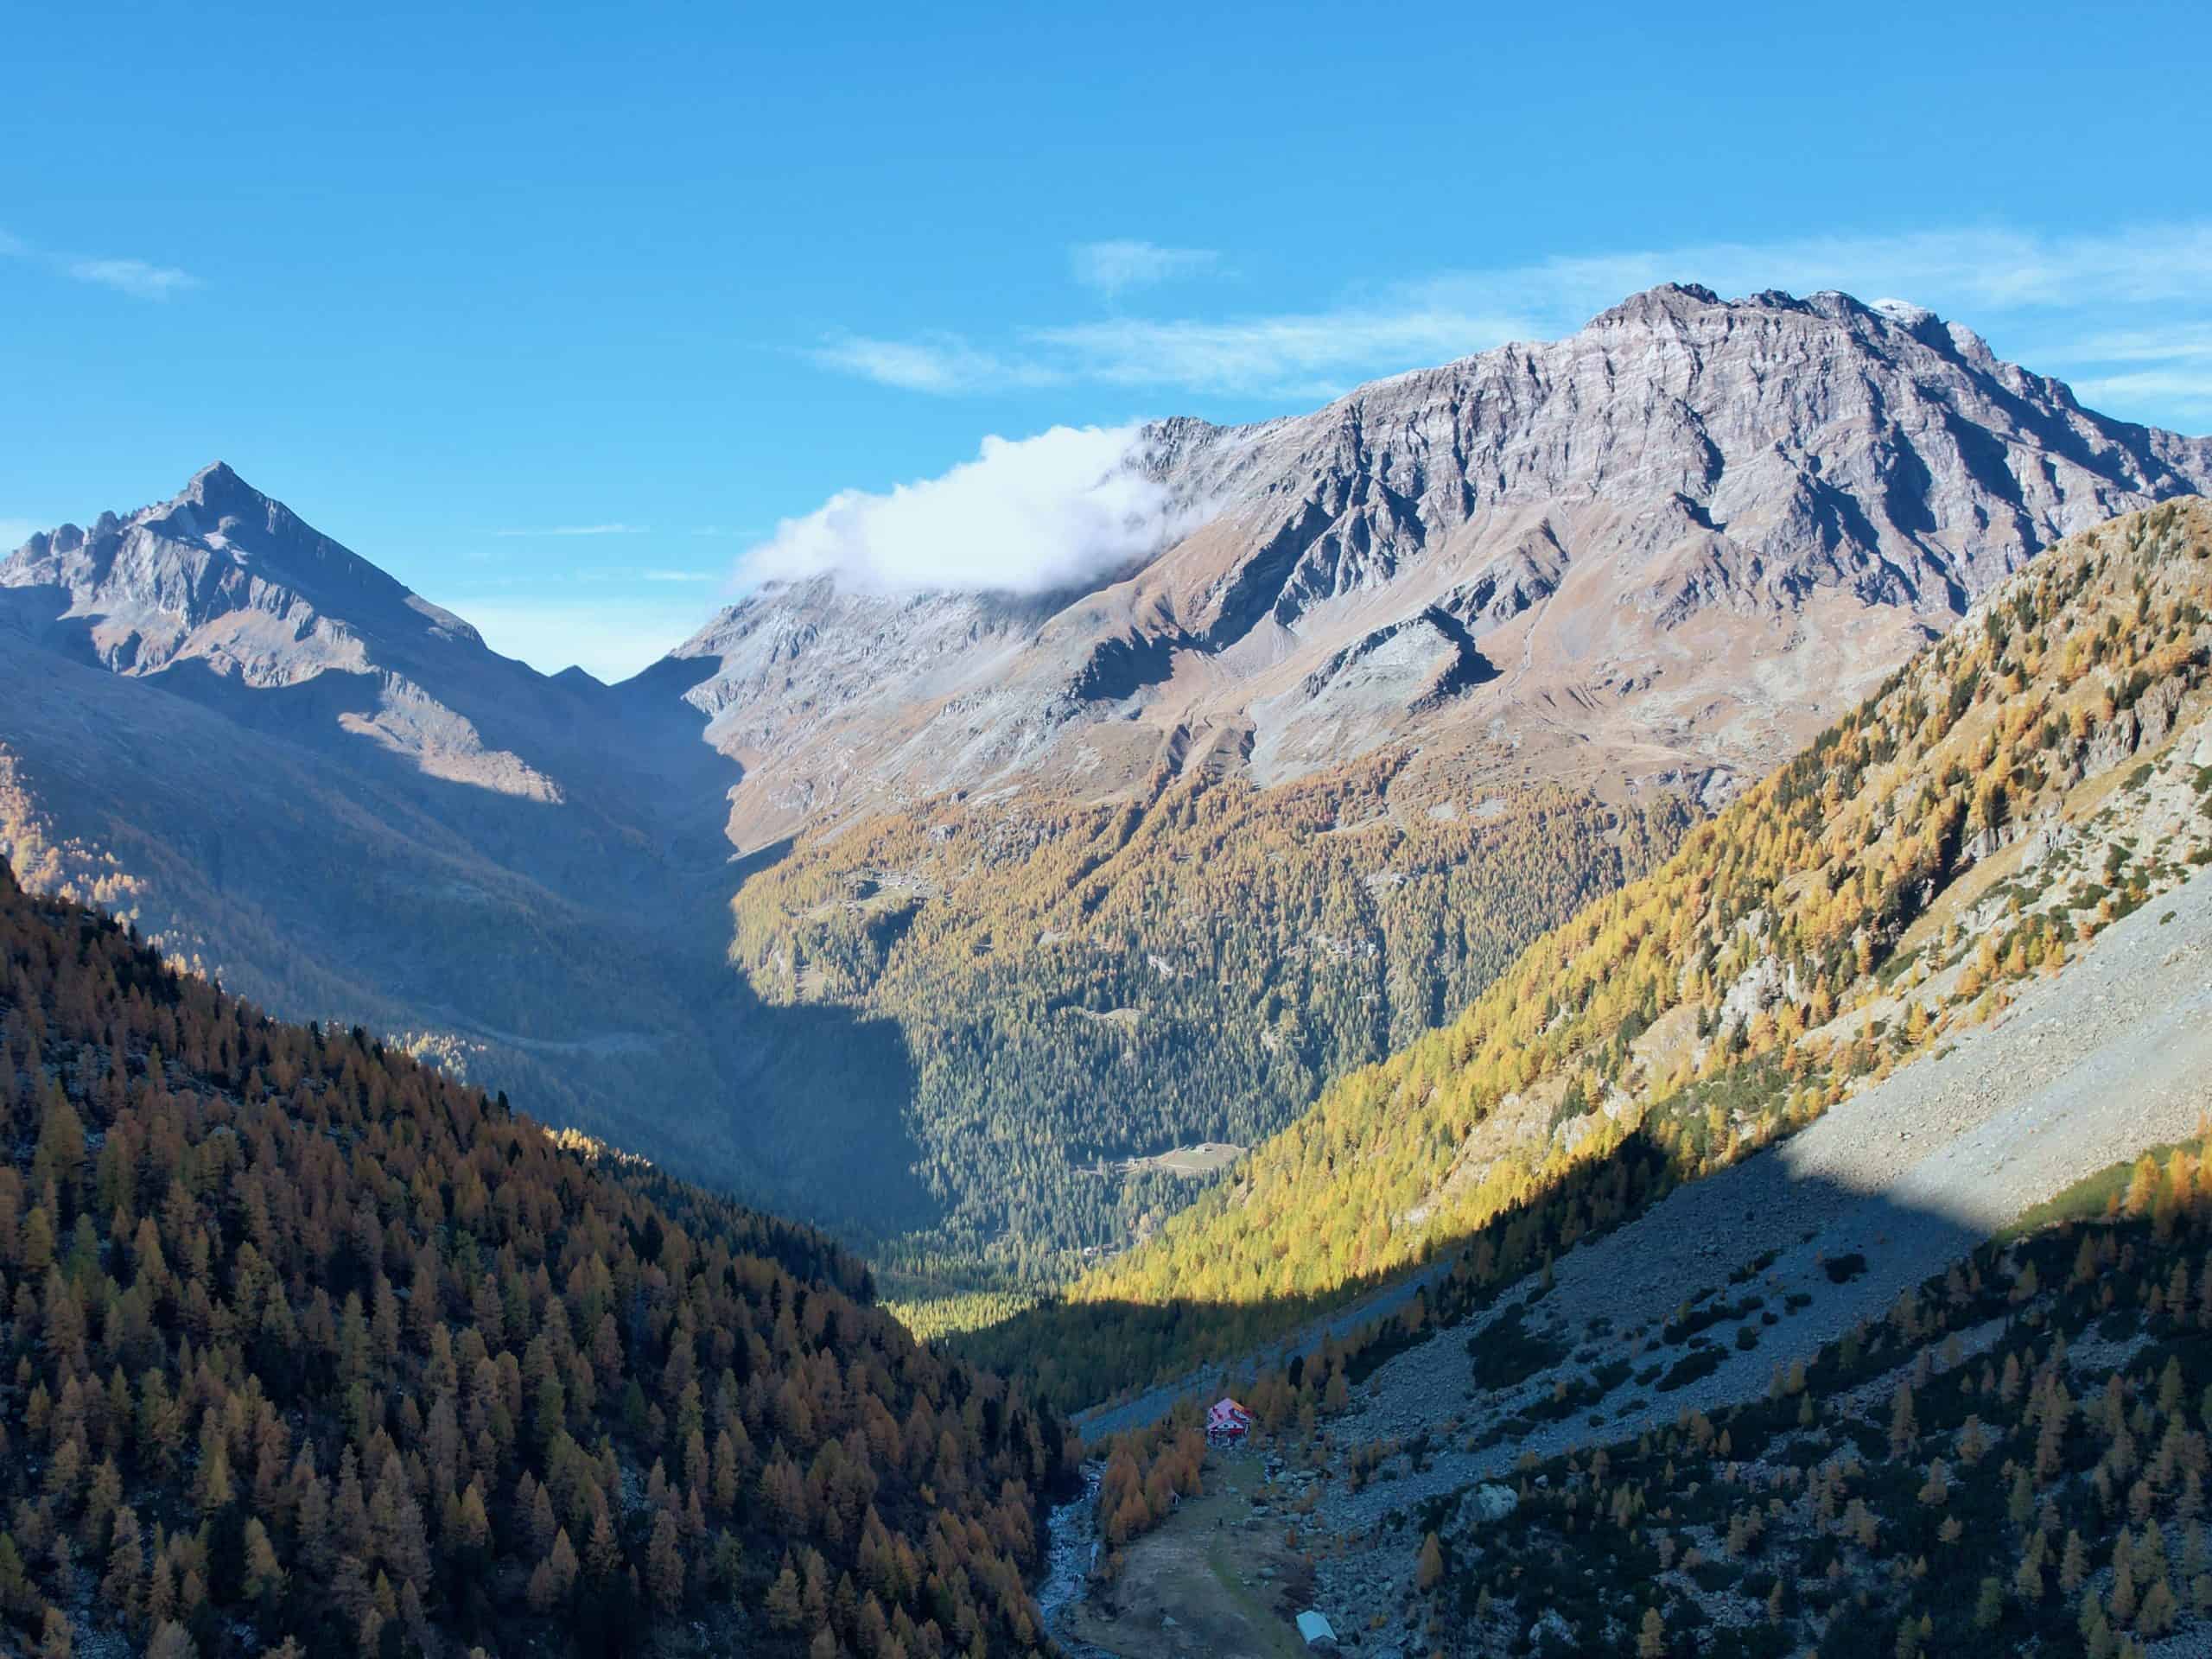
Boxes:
[810,334,1062,394]
[493,523,648,538]
[2046,322,2212,364]
[1070,239,1222,299]
[568,564,720,584]
[2071,369,2212,419]
[810,220,2212,420]
[1474,224,2212,320]
[741,424,1204,595]
[2035,321,2212,426]
[67,257,198,301]
[817,305,1526,399]
[3,231,200,300]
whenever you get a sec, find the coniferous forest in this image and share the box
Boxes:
[732,762,1690,1321]
[0,861,1071,1658]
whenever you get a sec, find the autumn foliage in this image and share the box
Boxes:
[1092,1422,1204,1554]
[976,499,2212,1410]
[0,862,1072,1656]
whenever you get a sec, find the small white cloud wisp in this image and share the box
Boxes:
[493,523,648,538]
[2,230,200,302]
[1070,239,1222,299]
[68,257,198,301]
[741,424,1200,595]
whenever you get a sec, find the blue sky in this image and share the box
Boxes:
[5,0,2209,679]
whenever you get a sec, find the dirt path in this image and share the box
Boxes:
[1072,1259,1456,1446]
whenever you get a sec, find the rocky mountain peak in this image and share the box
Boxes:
[674,286,2212,847]
[1582,280,1725,330]
[1,464,491,670]
[180,456,251,505]
[0,469,639,808]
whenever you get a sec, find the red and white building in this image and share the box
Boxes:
[1205,1397,1254,1443]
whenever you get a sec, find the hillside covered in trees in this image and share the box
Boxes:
[732,763,1688,1321]
[969,498,2212,1409]
[1404,1134,2212,1656]
[0,862,1072,1658]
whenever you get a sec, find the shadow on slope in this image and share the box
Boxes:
[967,1120,2031,1438]
[0,626,939,1236]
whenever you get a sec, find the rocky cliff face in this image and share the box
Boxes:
[8,460,480,671]
[674,285,2212,849]
[5,461,588,801]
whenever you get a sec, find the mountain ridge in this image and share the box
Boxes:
[694,289,2212,1300]
[676,283,2212,853]
[4,286,2210,1306]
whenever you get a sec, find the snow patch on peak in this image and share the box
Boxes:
[1871,297,1936,326]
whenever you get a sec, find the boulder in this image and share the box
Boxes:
[1719,953,1785,1031]
[2085,706,2141,779]
[2019,819,2076,873]
[2139,680,2183,751]
[1957,823,2006,869]
[1462,1483,1519,1524]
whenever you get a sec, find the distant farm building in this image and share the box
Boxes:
[1296,1609,1338,1648]
[1205,1397,1254,1443]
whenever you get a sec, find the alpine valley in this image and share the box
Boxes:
[5,287,2206,1316]
[6,282,2212,1659]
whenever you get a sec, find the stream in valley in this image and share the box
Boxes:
[1039,1461,1111,1656]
